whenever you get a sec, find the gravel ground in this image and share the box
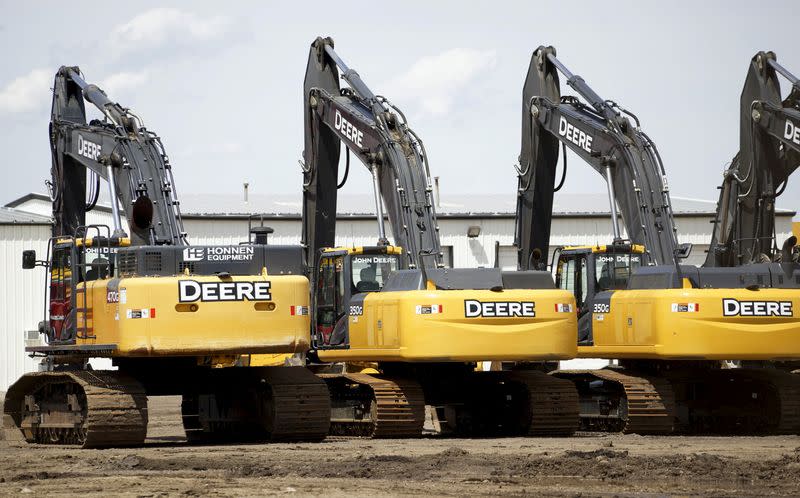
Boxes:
[2,396,800,497]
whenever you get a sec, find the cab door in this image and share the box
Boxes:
[556,253,590,314]
[313,254,350,349]
[556,251,592,343]
[48,243,77,344]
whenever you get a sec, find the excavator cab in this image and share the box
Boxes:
[554,243,644,344]
[28,228,127,345]
[313,245,402,349]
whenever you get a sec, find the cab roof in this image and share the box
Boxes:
[561,243,645,254]
[321,245,403,256]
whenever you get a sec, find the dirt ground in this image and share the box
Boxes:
[2,397,800,497]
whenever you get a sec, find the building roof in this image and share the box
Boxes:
[5,191,795,219]
[144,192,796,218]
[0,206,52,224]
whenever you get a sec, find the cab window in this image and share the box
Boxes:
[316,255,346,331]
[351,254,399,293]
[557,255,589,307]
[82,247,114,281]
[578,257,588,307]
[50,245,73,300]
[557,257,576,292]
[595,252,642,291]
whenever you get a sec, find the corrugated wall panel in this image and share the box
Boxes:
[183,218,400,249]
[0,225,49,391]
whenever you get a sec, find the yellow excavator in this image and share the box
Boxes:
[3,67,330,447]
[300,37,579,437]
[514,47,800,434]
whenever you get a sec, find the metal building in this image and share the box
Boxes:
[1,192,795,390]
[0,207,52,392]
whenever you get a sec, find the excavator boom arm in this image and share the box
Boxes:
[50,66,187,246]
[302,37,441,275]
[706,52,800,266]
[517,46,679,268]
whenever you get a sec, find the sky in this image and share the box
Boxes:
[1,0,799,215]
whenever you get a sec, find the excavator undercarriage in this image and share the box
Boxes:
[4,361,332,447]
[4,370,148,448]
[180,366,330,443]
[318,366,579,438]
[555,363,800,435]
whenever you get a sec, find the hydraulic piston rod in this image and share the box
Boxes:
[605,165,622,242]
[546,53,615,121]
[370,163,388,245]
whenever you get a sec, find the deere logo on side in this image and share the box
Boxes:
[179,280,271,302]
[77,135,102,161]
[464,300,535,318]
[785,118,800,146]
[558,116,593,153]
[722,298,793,317]
[334,109,364,148]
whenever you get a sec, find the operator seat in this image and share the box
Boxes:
[85,257,109,281]
[356,266,380,292]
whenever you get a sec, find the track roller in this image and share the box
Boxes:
[3,370,148,448]
[320,373,425,438]
[553,368,676,435]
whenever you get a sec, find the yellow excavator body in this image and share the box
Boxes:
[580,285,800,360]
[75,272,311,356]
[315,246,578,363]
[317,287,578,362]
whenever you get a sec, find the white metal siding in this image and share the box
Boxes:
[0,224,49,391]
[497,245,517,270]
[183,218,395,248]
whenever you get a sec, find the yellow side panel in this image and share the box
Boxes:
[582,288,800,360]
[318,288,577,363]
[77,275,310,356]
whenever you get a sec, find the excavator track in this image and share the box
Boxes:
[676,368,800,434]
[737,368,800,434]
[506,370,579,436]
[320,373,425,438]
[3,370,147,448]
[553,368,676,435]
[773,370,800,433]
[439,370,578,437]
[261,367,332,441]
[182,366,330,443]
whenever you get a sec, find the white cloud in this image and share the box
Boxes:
[99,71,149,97]
[109,8,232,57]
[0,68,51,114]
[383,48,497,116]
